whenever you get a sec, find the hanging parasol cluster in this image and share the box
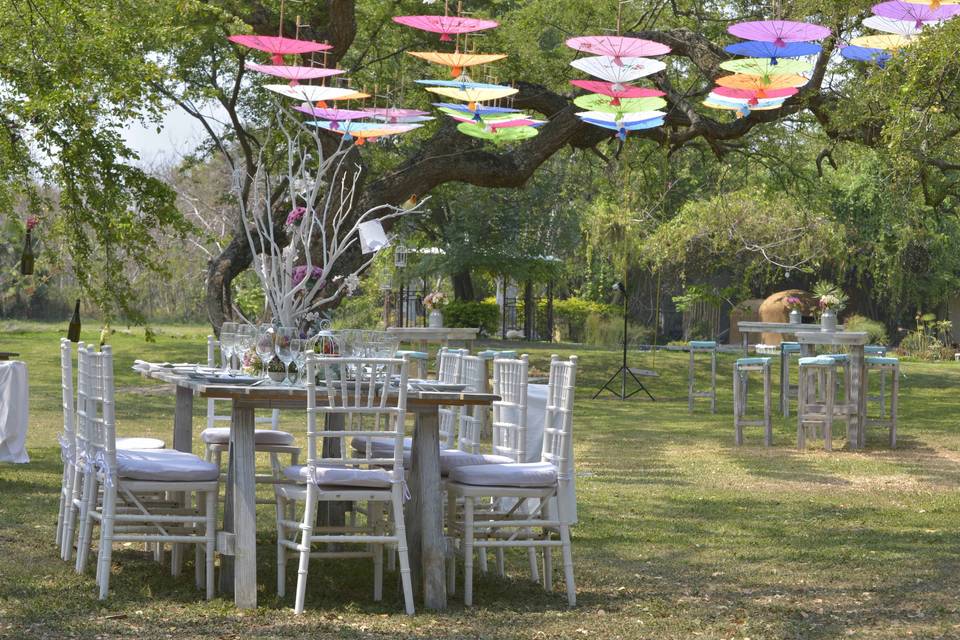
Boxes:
[393,9,547,143]
[841,1,960,67]
[565,36,671,141]
[703,20,830,119]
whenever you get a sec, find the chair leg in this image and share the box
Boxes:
[372,502,384,602]
[391,489,415,616]
[464,497,475,607]
[56,464,70,549]
[763,366,772,447]
[75,472,98,574]
[688,350,694,413]
[733,370,743,446]
[195,490,205,591]
[890,367,899,448]
[275,492,288,598]
[293,487,317,614]
[824,369,834,452]
[528,545,540,583]
[542,500,553,592]
[62,464,81,561]
[446,491,457,595]
[555,493,576,607]
[205,489,216,600]
[97,484,118,600]
[710,352,717,414]
[797,371,807,451]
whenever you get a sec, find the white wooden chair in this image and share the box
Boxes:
[72,345,220,600]
[59,339,165,562]
[437,347,465,449]
[491,354,529,462]
[273,354,416,615]
[446,355,578,607]
[202,336,300,504]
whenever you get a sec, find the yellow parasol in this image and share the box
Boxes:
[424,85,518,110]
[407,51,508,77]
[849,34,915,50]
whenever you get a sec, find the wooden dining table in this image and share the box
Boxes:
[0,352,19,361]
[137,366,497,611]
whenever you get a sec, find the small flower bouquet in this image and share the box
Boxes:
[423,291,448,311]
[785,296,804,311]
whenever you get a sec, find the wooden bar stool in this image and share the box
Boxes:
[733,357,772,446]
[865,355,899,447]
[688,340,717,414]
[797,356,853,451]
[864,346,889,416]
[779,341,801,417]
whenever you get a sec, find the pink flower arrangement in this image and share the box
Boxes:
[285,206,307,226]
[292,265,324,287]
[25,215,38,230]
[785,296,803,311]
[423,291,448,311]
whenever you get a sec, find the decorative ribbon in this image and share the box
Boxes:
[58,434,75,464]
[93,450,116,488]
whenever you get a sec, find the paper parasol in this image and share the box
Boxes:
[862,15,928,35]
[902,0,959,10]
[457,122,539,142]
[422,84,518,108]
[840,45,894,66]
[566,36,671,64]
[705,94,786,109]
[727,21,832,47]
[292,104,369,126]
[712,85,798,105]
[432,102,521,116]
[443,111,546,130]
[723,41,822,64]
[720,58,813,76]
[703,98,784,118]
[715,74,809,93]
[264,84,366,102]
[569,56,667,84]
[228,35,332,64]
[308,120,421,144]
[570,80,665,104]
[850,33,914,49]
[871,1,960,27]
[576,110,666,124]
[245,63,344,86]
[579,116,664,140]
[362,107,431,123]
[573,94,667,113]
[407,51,507,77]
[393,15,499,41]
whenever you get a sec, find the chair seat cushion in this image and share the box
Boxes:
[351,435,412,455]
[116,450,219,482]
[799,356,838,367]
[438,450,514,475]
[736,357,770,366]
[866,356,899,366]
[200,427,295,446]
[116,437,166,450]
[689,340,717,349]
[448,461,558,488]
[282,464,392,488]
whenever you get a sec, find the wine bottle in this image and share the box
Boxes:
[20,229,34,276]
[67,300,81,343]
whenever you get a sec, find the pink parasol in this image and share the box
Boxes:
[392,15,499,41]
[566,36,671,65]
[871,1,960,27]
[570,80,665,106]
[245,63,344,86]
[362,107,431,123]
[227,35,332,64]
[292,104,368,129]
[727,21,832,47]
[712,85,798,105]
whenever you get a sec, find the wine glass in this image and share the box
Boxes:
[220,322,239,374]
[290,338,306,385]
[256,324,276,380]
[274,327,296,386]
[235,325,257,373]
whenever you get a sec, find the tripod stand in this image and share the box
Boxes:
[593,282,656,401]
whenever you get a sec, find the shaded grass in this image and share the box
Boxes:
[2,322,960,638]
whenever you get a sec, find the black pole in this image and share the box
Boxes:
[621,290,628,399]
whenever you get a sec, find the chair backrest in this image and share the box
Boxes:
[306,354,409,476]
[437,347,464,383]
[456,355,486,453]
[206,335,279,430]
[491,354,529,462]
[76,344,118,478]
[60,339,76,452]
[540,356,578,480]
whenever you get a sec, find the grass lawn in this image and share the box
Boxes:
[2,321,960,639]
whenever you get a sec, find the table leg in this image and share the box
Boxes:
[780,349,788,416]
[851,345,866,449]
[173,385,194,453]
[218,403,257,608]
[406,405,446,610]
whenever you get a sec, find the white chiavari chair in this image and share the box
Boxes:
[446,355,578,607]
[72,345,220,600]
[437,347,464,449]
[274,354,415,614]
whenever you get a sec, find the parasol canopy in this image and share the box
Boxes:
[393,15,499,41]
[308,120,421,144]
[446,113,546,130]
[727,20,832,47]
[292,104,369,123]
[573,94,667,113]
[228,35,332,64]
[841,45,894,66]
[576,110,666,124]
[902,0,959,10]
[245,63,344,86]
[862,15,929,34]
[850,33,915,49]
[719,58,813,76]
[871,1,960,26]
[570,80,665,104]
[705,94,786,109]
[432,102,520,116]
[566,36,671,64]
[579,115,665,140]
[569,56,667,84]
[422,84,518,107]
[407,51,507,77]
[264,84,367,102]
[457,122,539,142]
[712,85,798,104]
[715,73,809,93]
[723,41,822,64]
[362,107,431,123]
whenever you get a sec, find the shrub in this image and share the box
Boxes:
[584,313,653,348]
[843,314,889,345]
[444,300,499,335]
[551,297,619,342]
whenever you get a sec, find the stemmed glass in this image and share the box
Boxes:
[256,324,276,380]
[290,337,307,385]
[235,325,257,374]
[220,322,239,374]
[274,327,296,386]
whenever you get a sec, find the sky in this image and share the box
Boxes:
[121,102,226,169]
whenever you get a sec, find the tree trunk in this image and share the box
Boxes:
[452,269,475,301]
[523,280,534,341]
[205,233,253,334]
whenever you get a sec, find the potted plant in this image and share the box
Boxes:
[785,296,804,324]
[812,281,848,332]
[423,291,448,328]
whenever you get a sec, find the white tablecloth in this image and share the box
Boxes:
[522,384,578,524]
[0,361,29,463]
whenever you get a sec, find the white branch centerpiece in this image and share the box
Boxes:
[233,104,423,332]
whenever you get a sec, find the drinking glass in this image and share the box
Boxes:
[220,322,239,374]
[235,325,257,372]
[255,324,276,379]
[274,327,296,385]
[290,338,306,385]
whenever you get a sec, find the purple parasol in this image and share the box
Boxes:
[871,1,960,27]
[727,20,832,47]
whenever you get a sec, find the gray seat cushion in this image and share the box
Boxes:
[438,450,514,475]
[447,461,558,488]
[350,435,412,454]
[201,427,295,446]
[282,464,392,488]
[116,450,220,482]
[116,436,165,450]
